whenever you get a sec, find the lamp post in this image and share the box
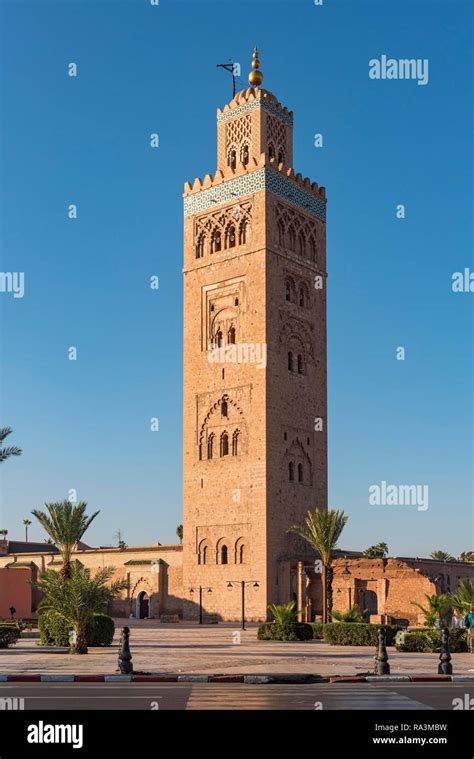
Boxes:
[227,580,260,630]
[189,586,212,625]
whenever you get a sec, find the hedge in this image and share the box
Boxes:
[312,623,324,639]
[395,628,467,653]
[320,623,400,646]
[39,612,115,647]
[0,625,20,648]
[258,622,313,641]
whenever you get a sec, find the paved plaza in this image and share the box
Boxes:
[1,621,473,677]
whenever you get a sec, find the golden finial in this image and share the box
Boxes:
[248,46,264,87]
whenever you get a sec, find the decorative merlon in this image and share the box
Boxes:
[217,87,293,125]
[183,160,326,221]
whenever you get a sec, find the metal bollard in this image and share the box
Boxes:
[438,627,453,675]
[118,626,133,675]
[375,626,390,675]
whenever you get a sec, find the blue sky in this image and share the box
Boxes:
[0,0,472,557]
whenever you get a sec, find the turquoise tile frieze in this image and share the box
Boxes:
[183,168,326,222]
[217,99,293,127]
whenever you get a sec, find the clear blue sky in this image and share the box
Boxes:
[0,0,472,557]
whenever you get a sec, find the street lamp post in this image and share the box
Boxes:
[227,580,259,630]
[189,586,212,624]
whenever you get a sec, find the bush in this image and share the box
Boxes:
[86,614,115,646]
[258,622,313,641]
[39,611,115,647]
[0,625,20,648]
[395,628,467,653]
[312,623,324,639]
[322,623,400,646]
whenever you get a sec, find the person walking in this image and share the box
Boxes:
[464,606,474,653]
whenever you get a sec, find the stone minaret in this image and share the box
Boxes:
[182,50,327,621]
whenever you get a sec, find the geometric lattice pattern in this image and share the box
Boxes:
[225,115,251,152]
[183,168,326,222]
[217,98,293,127]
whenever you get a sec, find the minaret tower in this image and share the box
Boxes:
[182,50,327,621]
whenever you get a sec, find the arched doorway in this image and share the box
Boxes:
[136,591,150,619]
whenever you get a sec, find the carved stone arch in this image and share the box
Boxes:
[130,576,154,599]
[216,537,230,565]
[234,536,246,564]
[198,538,212,565]
[199,394,248,456]
[210,305,238,343]
[283,437,313,486]
[279,317,314,360]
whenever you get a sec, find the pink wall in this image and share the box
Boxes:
[0,567,32,619]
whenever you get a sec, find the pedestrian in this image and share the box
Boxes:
[464,606,474,653]
[9,606,16,620]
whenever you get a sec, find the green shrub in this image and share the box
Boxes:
[86,614,115,646]
[0,625,20,648]
[39,611,115,647]
[312,623,324,639]
[322,623,400,646]
[395,628,467,653]
[258,622,313,641]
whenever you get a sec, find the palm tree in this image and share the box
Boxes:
[363,542,389,558]
[458,552,474,563]
[411,593,452,628]
[0,529,8,540]
[288,508,348,624]
[268,601,298,624]
[23,519,32,542]
[36,564,127,654]
[449,580,474,615]
[331,606,365,623]
[176,524,183,544]
[32,501,99,578]
[0,427,22,463]
[430,550,455,562]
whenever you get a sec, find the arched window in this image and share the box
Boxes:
[228,326,236,344]
[239,220,248,245]
[286,281,291,301]
[221,399,228,417]
[221,544,228,564]
[299,285,306,307]
[277,149,284,165]
[195,235,205,259]
[228,149,237,170]
[289,461,295,481]
[288,351,294,372]
[288,226,296,251]
[298,233,306,258]
[278,221,285,246]
[232,429,239,456]
[226,225,236,249]
[220,431,229,457]
[239,544,244,563]
[211,229,222,253]
[241,143,249,166]
[297,354,304,374]
[235,540,245,564]
[298,463,304,482]
[207,433,214,460]
[285,277,295,303]
[216,329,223,348]
[198,541,209,565]
[268,143,275,160]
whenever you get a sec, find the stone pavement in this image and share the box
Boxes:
[1,620,473,677]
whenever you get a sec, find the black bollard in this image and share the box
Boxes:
[375,626,390,675]
[438,627,453,675]
[118,626,133,675]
